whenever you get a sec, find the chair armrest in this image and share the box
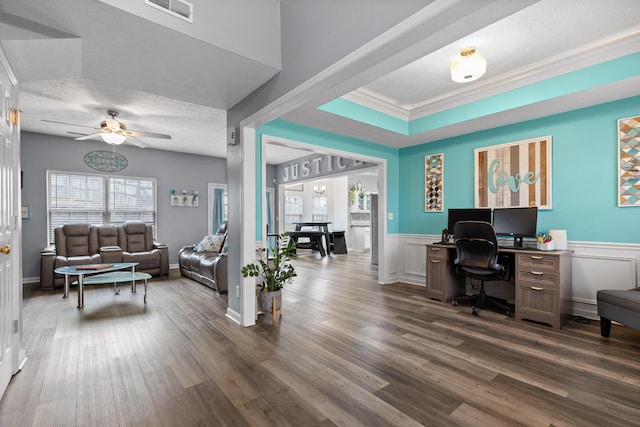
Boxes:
[40,249,56,290]
[42,246,56,255]
[100,246,123,263]
[212,254,228,292]
[154,242,169,276]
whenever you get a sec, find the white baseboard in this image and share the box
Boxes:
[572,299,599,321]
[226,307,241,325]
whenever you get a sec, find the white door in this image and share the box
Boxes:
[0,46,22,400]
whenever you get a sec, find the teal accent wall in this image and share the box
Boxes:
[318,98,408,134]
[399,95,640,243]
[256,119,401,239]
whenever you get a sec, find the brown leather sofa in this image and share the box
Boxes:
[178,222,228,293]
[40,222,168,290]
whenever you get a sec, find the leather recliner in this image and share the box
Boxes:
[178,221,228,293]
[40,222,169,290]
[118,222,169,277]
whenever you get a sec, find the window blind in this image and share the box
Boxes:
[47,171,157,246]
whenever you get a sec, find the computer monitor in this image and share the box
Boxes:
[491,207,538,249]
[447,208,492,235]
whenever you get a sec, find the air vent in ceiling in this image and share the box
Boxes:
[145,0,193,23]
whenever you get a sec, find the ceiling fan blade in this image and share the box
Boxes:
[75,133,104,141]
[128,136,149,148]
[126,130,172,139]
[43,119,99,130]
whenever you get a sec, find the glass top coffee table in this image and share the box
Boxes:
[54,263,150,309]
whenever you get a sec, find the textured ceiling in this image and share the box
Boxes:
[0,0,278,159]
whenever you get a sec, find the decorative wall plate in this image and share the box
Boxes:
[84,150,128,172]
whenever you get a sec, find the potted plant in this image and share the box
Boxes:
[241,233,297,320]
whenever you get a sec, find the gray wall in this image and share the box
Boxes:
[21,131,226,279]
[227,0,428,127]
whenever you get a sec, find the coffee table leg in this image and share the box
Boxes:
[63,275,69,299]
[77,275,84,309]
[144,278,147,303]
[114,281,120,295]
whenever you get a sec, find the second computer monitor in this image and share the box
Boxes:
[447,208,492,235]
[492,207,538,249]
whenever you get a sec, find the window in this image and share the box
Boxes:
[284,194,303,230]
[312,195,328,222]
[47,171,156,245]
[208,183,228,234]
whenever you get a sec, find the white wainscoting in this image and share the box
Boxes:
[387,234,439,287]
[388,234,640,320]
[384,235,399,277]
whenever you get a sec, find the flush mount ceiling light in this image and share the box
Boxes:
[100,132,126,145]
[450,47,487,83]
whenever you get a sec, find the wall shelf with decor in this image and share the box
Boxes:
[170,190,199,207]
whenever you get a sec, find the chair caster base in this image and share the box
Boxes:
[471,307,479,316]
[451,299,458,307]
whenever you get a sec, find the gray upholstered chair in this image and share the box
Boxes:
[40,223,102,289]
[118,222,169,277]
[597,288,640,337]
[178,221,228,293]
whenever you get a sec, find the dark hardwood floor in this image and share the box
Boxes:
[2,251,640,426]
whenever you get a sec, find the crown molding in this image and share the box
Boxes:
[342,89,410,120]
[340,26,640,124]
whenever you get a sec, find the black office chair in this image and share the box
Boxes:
[452,221,511,317]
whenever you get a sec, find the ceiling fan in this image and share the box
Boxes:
[43,110,172,148]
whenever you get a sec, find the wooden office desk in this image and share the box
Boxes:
[426,243,572,328]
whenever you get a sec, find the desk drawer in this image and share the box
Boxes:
[516,285,560,328]
[426,245,448,260]
[516,269,559,289]
[516,253,560,271]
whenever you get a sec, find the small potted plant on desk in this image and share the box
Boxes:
[241,233,297,322]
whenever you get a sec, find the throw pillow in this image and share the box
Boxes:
[196,234,225,253]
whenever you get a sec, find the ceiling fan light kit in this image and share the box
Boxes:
[450,47,487,83]
[42,109,171,149]
[100,132,126,145]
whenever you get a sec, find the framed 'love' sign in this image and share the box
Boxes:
[475,136,552,209]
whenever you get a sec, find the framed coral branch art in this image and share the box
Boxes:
[618,115,640,207]
[425,153,444,212]
[475,136,552,209]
